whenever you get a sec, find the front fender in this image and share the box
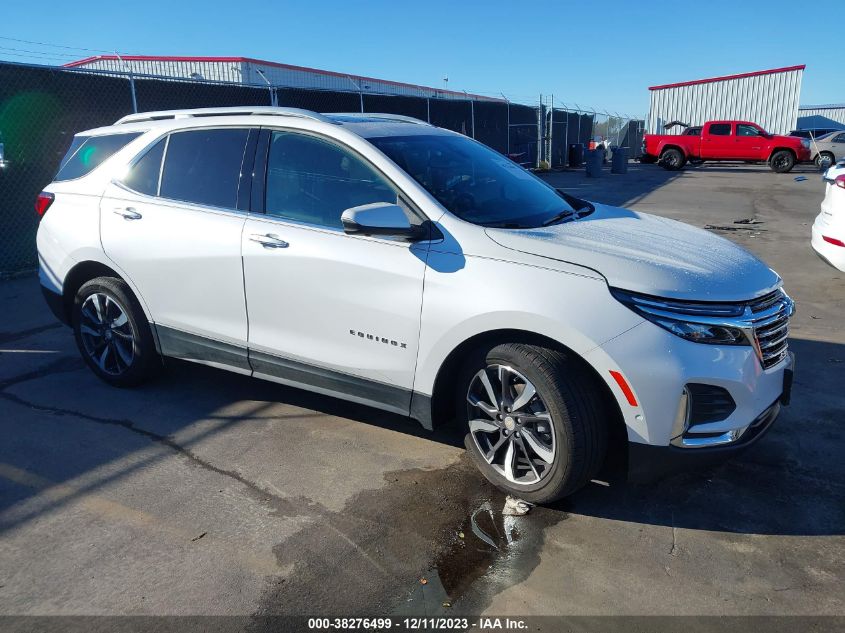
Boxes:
[412,252,643,398]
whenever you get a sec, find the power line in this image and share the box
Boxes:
[0,45,77,58]
[0,34,114,54]
[0,51,68,64]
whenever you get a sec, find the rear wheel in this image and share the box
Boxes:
[770,150,795,173]
[72,277,160,387]
[458,343,608,503]
[659,148,686,171]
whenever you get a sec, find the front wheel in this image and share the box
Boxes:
[815,152,835,168]
[72,276,160,387]
[770,150,796,173]
[459,343,608,504]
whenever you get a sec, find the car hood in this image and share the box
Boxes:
[484,203,781,302]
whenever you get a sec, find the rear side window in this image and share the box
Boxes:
[708,124,731,136]
[122,139,166,196]
[159,128,249,208]
[55,132,142,181]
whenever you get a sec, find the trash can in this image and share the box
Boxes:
[585,149,603,177]
[568,143,584,168]
[611,147,628,174]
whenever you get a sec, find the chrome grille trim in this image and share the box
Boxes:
[747,290,793,369]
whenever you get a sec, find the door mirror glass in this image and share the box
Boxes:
[341,202,425,240]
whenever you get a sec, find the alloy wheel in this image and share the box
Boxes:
[466,364,556,485]
[78,293,136,376]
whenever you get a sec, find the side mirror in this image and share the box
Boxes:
[341,202,427,240]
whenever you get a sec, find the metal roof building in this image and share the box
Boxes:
[64,55,502,102]
[646,65,805,135]
[796,104,845,130]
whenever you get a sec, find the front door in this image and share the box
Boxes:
[734,123,765,160]
[100,127,254,368]
[242,129,430,414]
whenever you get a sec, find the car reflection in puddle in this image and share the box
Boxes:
[393,496,566,615]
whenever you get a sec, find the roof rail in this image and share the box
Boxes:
[114,106,333,125]
[325,113,432,126]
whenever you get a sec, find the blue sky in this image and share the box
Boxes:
[1,0,839,116]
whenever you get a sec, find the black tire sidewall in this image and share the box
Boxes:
[660,149,685,171]
[72,277,158,387]
[459,344,588,503]
[771,150,795,173]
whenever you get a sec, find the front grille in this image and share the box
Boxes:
[747,290,792,369]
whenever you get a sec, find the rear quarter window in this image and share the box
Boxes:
[55,132,142,181]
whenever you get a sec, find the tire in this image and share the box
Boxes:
[659,148,686,171]
[769,150,795,173]
[458,342,608,504]
[815,152,835,168]
[72,276,160,387]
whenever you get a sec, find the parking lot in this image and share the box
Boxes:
[0,162,843,623]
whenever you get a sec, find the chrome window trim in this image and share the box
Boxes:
[115,127,252,215]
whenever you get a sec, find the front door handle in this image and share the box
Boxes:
[114,207,142,220]
[249,233,289,249]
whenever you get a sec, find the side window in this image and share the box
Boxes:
[264,131,397,229]
[709,124,731,136]
[55,132,141,181]
[121,139,166,196]
[736,124,759,137]
[833,133,845,144]
[159,128,249,208]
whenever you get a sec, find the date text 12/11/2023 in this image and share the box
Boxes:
[307,617,529,630]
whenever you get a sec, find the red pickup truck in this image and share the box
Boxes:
[642,120,811,173]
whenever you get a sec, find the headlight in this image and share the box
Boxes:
[610,288,751,346]
[802,139,810,149]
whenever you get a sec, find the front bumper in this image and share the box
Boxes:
[628,398,782,483]
[587,322,793,454]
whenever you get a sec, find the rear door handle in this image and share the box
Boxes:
[249,233,289,249]
[114,207,142,220]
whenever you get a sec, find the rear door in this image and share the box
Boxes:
[100,127,256,369]
[700,122,733,158]
[829,132,845,160]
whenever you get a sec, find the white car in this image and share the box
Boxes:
[812,161,845,271]
[36,107,795,502]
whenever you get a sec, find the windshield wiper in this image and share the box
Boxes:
[485,221,529,229]
[541,210,576,226]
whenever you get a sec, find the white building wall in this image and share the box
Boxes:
[70,58,245,83]
[647,67,804,135]
[67,57,499,102]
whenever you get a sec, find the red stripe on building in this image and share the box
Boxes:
[648,65,806,91]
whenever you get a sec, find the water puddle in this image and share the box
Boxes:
[393,496,565,615]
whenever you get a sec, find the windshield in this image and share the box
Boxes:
[369,134,574,228]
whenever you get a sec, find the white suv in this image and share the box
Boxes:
[37,107,795,502]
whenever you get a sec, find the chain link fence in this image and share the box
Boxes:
[0,60,643,275]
